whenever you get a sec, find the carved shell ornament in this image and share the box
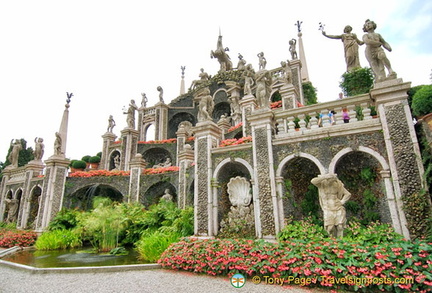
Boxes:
[227,176,252,207]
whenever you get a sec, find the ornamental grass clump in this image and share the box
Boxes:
[35,229,81,250]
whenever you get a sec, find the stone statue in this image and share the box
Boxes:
[289,39,298,60]
[8,139,22,168]
[255,69,272,108]
[229,94,241,117]
[311,174,351,238]
[123,100,138,129]
[243,64,255,95]
[157,86,164,103]
[34,137,45,161]
[362,19,396,82]
[280,60,293,84]
[237,53,246,70]
[257,52,267,70]
[160,189,174,202]
[322,25,364,72]
[5,198,19,223]
[141,93,148,108]
[107,115,116,133]
[197,87,214,122]
[190,68,209,90]
[210,33,233,72]
[153,157,172,168]
[113,154,121,170]
[54,132,62,156]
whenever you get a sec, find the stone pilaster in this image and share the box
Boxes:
[17,162,44,228]
[154,102,169,141]
[0,170,11,222]
[239,94,257,137]
[371,78,424,238]
[248,109,281,239]
[128,154,147,203]
[192,121,221,236]
[120,128,139,171]
[177,145,194,209]
[279,83,299,110]
[289,58,304,105]
[36,157,69,231]
[100,132,117,170]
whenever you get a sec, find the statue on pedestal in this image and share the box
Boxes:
[197,87,214,122]
[34,137,45,161]
[321,24,363,72]
[54,132,62,156]
[255,69,272,108]
[157,86,164,103]
[243,64,255,95]
[123,100,138,129]
[362,19,396,82]
[107,115,116,133]
[311,174,351,238]
[210,33,233,72]
[160,189,174,202]
[8,139,22,168]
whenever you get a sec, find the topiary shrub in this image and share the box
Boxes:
[411,84,432,117]
[89,156,101,164]
[81,155,91,163]
[71,160,87,169]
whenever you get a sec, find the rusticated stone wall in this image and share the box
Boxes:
[196,138,209,235]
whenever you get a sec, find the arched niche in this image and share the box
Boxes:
[141,182,177,207]
[142,147,172,168]
[65,184,123,211]
[168,112,196,139]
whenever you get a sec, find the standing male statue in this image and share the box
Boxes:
[311,174,351,238]
[123,100,138,129]
[362,19,396,82]
[321,25,364,72]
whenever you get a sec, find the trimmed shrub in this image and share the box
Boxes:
[411,84,432,116]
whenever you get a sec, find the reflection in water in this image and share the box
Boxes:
[2,248,147,268]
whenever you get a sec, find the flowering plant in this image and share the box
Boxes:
[139,138,177,144]
[113,140,122,144]
[69,170,130,178]
[270,100,282,109]
[219,136,252,147]
[143,166,179,175]
[228,122,243,133]
[0,228,38,248]
[159,237,432,292]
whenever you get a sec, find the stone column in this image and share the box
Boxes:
[154,102,169,141]
[100,132,117,170]
[177,145,194,209]
[128,154,147,203]
[35,157,70,231]
[371,78,425,238]
[120,128,139,171]
[193,121,221,237]
[279,83,299,110]
[239,94,257,137]
[17,161,44,229]
[248,109,281,239]
[288,59,305,105]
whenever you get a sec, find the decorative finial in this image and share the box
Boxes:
[181,66,186,78]
[319,22,325,31]
[295,20,303,33]
[66,92,73,104]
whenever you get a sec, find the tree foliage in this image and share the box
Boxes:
[0,138,34,174]
[302,81,317,105]
[411,84,432,117]
[339,67,374,97]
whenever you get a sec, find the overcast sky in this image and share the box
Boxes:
[0,0,431,164]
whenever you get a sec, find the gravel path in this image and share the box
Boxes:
[0,265,328,293]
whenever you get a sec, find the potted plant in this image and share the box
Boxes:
[82,155,91,169]
[71,160,87,172]
[89,156,101,169]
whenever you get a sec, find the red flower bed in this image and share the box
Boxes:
[219,136,252,147]
[144,166,179,175]
[69,170,130,178]
[270,100,282,109]
[138,138,177,144]
[159,238,432,292]
[0,229,38,248]
[228,122,243,133]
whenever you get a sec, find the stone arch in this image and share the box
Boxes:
[212,89,231,122]
[65,184,123,211]
[270,90,282,102]
[143,122,156,141]
[2,190,14,222]
[142,147,173,168]
[26,185,42,229]
[108,149,121,171]
[276,153,323,220]
[141,181,177,207]
[212,158,255,237]
[329,147,394,227]
[168,112,196,139]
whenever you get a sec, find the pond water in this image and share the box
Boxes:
[2,247,148,268]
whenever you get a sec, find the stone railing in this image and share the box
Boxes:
[143,106,156,116]
[273,93,379,137]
